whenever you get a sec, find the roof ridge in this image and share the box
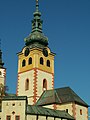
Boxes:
[55,86,70,90]
[27,105,74,120]
[55,90,62,103]
[66,87,88,106]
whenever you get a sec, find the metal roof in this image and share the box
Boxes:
[36,87,88,107]
[27,105,74,120]
[2,96,27,101]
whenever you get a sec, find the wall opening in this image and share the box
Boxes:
[40,57,44,65]
[25,79,29,91]
[28,57,32,65]
[22,60,26,67]
[15,115,20,120]
[47,60,50,67]
[43,79,47,91]
[80,109,82,115]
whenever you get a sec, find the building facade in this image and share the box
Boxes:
[36,87,89,120]
[0,0,89,120]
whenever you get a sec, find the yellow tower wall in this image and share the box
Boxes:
[17,47,55,105]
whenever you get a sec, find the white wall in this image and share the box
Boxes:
[1,100,26,120]
[75,104,88,120]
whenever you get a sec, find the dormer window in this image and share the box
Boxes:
[32,22,35,29]
[38,22,41,29]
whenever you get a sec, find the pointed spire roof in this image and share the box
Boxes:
[24,0,48,48]
[0,40,4,68]
[32,0,42,33]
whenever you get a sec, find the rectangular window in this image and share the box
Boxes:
[6,116,11,120]
[36,115,38,120]
[15,116,20,120]
[46,116,48,120]
[66,109,68,113]
[80,109,82,115]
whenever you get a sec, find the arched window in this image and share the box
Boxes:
[47,60,50,67]
[22,59,26,67]
[40,57,44,65]
[28,57,32,65]
[38,23,41,29]
[43,79,47,91]
[25,79,29,90]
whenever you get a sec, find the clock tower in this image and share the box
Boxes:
[16,0,55,105]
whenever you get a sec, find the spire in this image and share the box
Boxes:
[36,0,39,12]
[24,0,48,48]
[0,39,4,68]
[32,0,42,33]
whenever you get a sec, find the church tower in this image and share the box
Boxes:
[0,47,6,95]
[16,0,55,105]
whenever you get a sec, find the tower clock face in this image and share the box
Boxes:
[24,48,30,56]
[43,48,48,57]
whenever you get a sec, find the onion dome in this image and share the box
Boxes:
[24,0,48,48]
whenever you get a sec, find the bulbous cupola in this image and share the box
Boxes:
[24,0,48,48]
